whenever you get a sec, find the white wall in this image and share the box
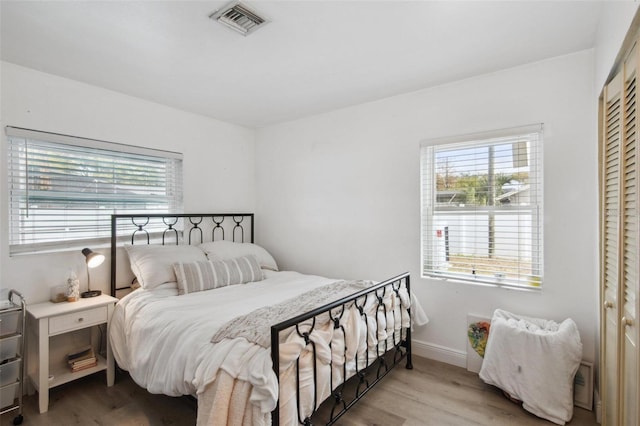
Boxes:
[0,61,256,303]
[255,50,598,366]
[595,1,639,90]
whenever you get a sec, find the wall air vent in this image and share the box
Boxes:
[210,1,269,36]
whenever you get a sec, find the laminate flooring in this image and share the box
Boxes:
[1,356,598,426]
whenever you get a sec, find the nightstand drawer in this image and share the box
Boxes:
[49,306,107,335]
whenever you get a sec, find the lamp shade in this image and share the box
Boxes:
[82,248,105,268]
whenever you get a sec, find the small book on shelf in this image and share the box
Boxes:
[67,345,97,371]
[71,357,97,367]
[71,360,98,372]
[67,345,93,362]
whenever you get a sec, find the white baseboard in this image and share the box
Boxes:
[412,339,466,368]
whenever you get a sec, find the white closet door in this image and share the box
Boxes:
[602,69,622,426]
[601,41,640,426]
[621,44,639,426]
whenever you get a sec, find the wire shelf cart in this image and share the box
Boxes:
[1,290,26,425]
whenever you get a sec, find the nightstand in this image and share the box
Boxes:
[26,294,117,413]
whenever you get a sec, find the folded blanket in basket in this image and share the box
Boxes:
[479,309,582,425]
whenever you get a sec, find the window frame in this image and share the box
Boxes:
[6,126,184,255]
[420,124,544,290]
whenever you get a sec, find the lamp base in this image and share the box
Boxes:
[80,290,102,298]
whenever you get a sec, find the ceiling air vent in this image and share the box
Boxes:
[210,1,269,36]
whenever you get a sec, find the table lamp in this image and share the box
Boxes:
[81,248,104,298]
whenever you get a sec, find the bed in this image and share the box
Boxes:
[109,213,427,425]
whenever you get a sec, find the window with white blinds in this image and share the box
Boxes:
[420,124,543,289]
[6,127,183,254]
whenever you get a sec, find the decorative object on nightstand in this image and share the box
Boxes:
[81,248,104,298]
[49,285,67,303]
[66,269,79,302]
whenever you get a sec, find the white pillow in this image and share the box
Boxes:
[173,255,264,295]
[124,244,208,289]
[199,241,279,271]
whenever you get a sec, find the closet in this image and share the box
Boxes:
[600,38,640,426]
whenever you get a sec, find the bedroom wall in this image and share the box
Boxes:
[0,61,256,303]
[255,50,599,367]
[594,1,639,91]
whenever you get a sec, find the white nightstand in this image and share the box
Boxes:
[26,294,117,413]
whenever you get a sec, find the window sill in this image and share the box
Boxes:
[422,273,542,292]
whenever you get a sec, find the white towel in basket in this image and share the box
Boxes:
[479,309,583,425]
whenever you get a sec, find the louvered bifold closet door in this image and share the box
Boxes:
[601,42,640,426]
[601,69,622,426]
[620,44,640,426]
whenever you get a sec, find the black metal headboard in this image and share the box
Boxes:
[110,213,254,297]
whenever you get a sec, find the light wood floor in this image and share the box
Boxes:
[1,356,597,426]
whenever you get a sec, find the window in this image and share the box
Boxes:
[7,127,183,254]
[420,124,543,289]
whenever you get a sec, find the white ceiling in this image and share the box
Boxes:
[1,1,604,128]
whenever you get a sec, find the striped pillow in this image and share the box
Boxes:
[173,255,264,295]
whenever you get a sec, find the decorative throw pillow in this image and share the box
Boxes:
[199,241,279,271]
[124,244,208,290]
[173,255,264,295]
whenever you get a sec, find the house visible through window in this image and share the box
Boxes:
[6,127,183,254]
[420,124,543,289]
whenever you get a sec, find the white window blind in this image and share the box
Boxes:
[420,124,543,289]
[7,127,183,254]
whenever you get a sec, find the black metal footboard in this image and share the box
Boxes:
[270,273,412,426]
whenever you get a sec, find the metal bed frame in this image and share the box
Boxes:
[110,213,412,425]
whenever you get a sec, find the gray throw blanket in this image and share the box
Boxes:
[211,280,375,348]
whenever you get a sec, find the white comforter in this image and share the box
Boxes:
[110,270,427,424]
